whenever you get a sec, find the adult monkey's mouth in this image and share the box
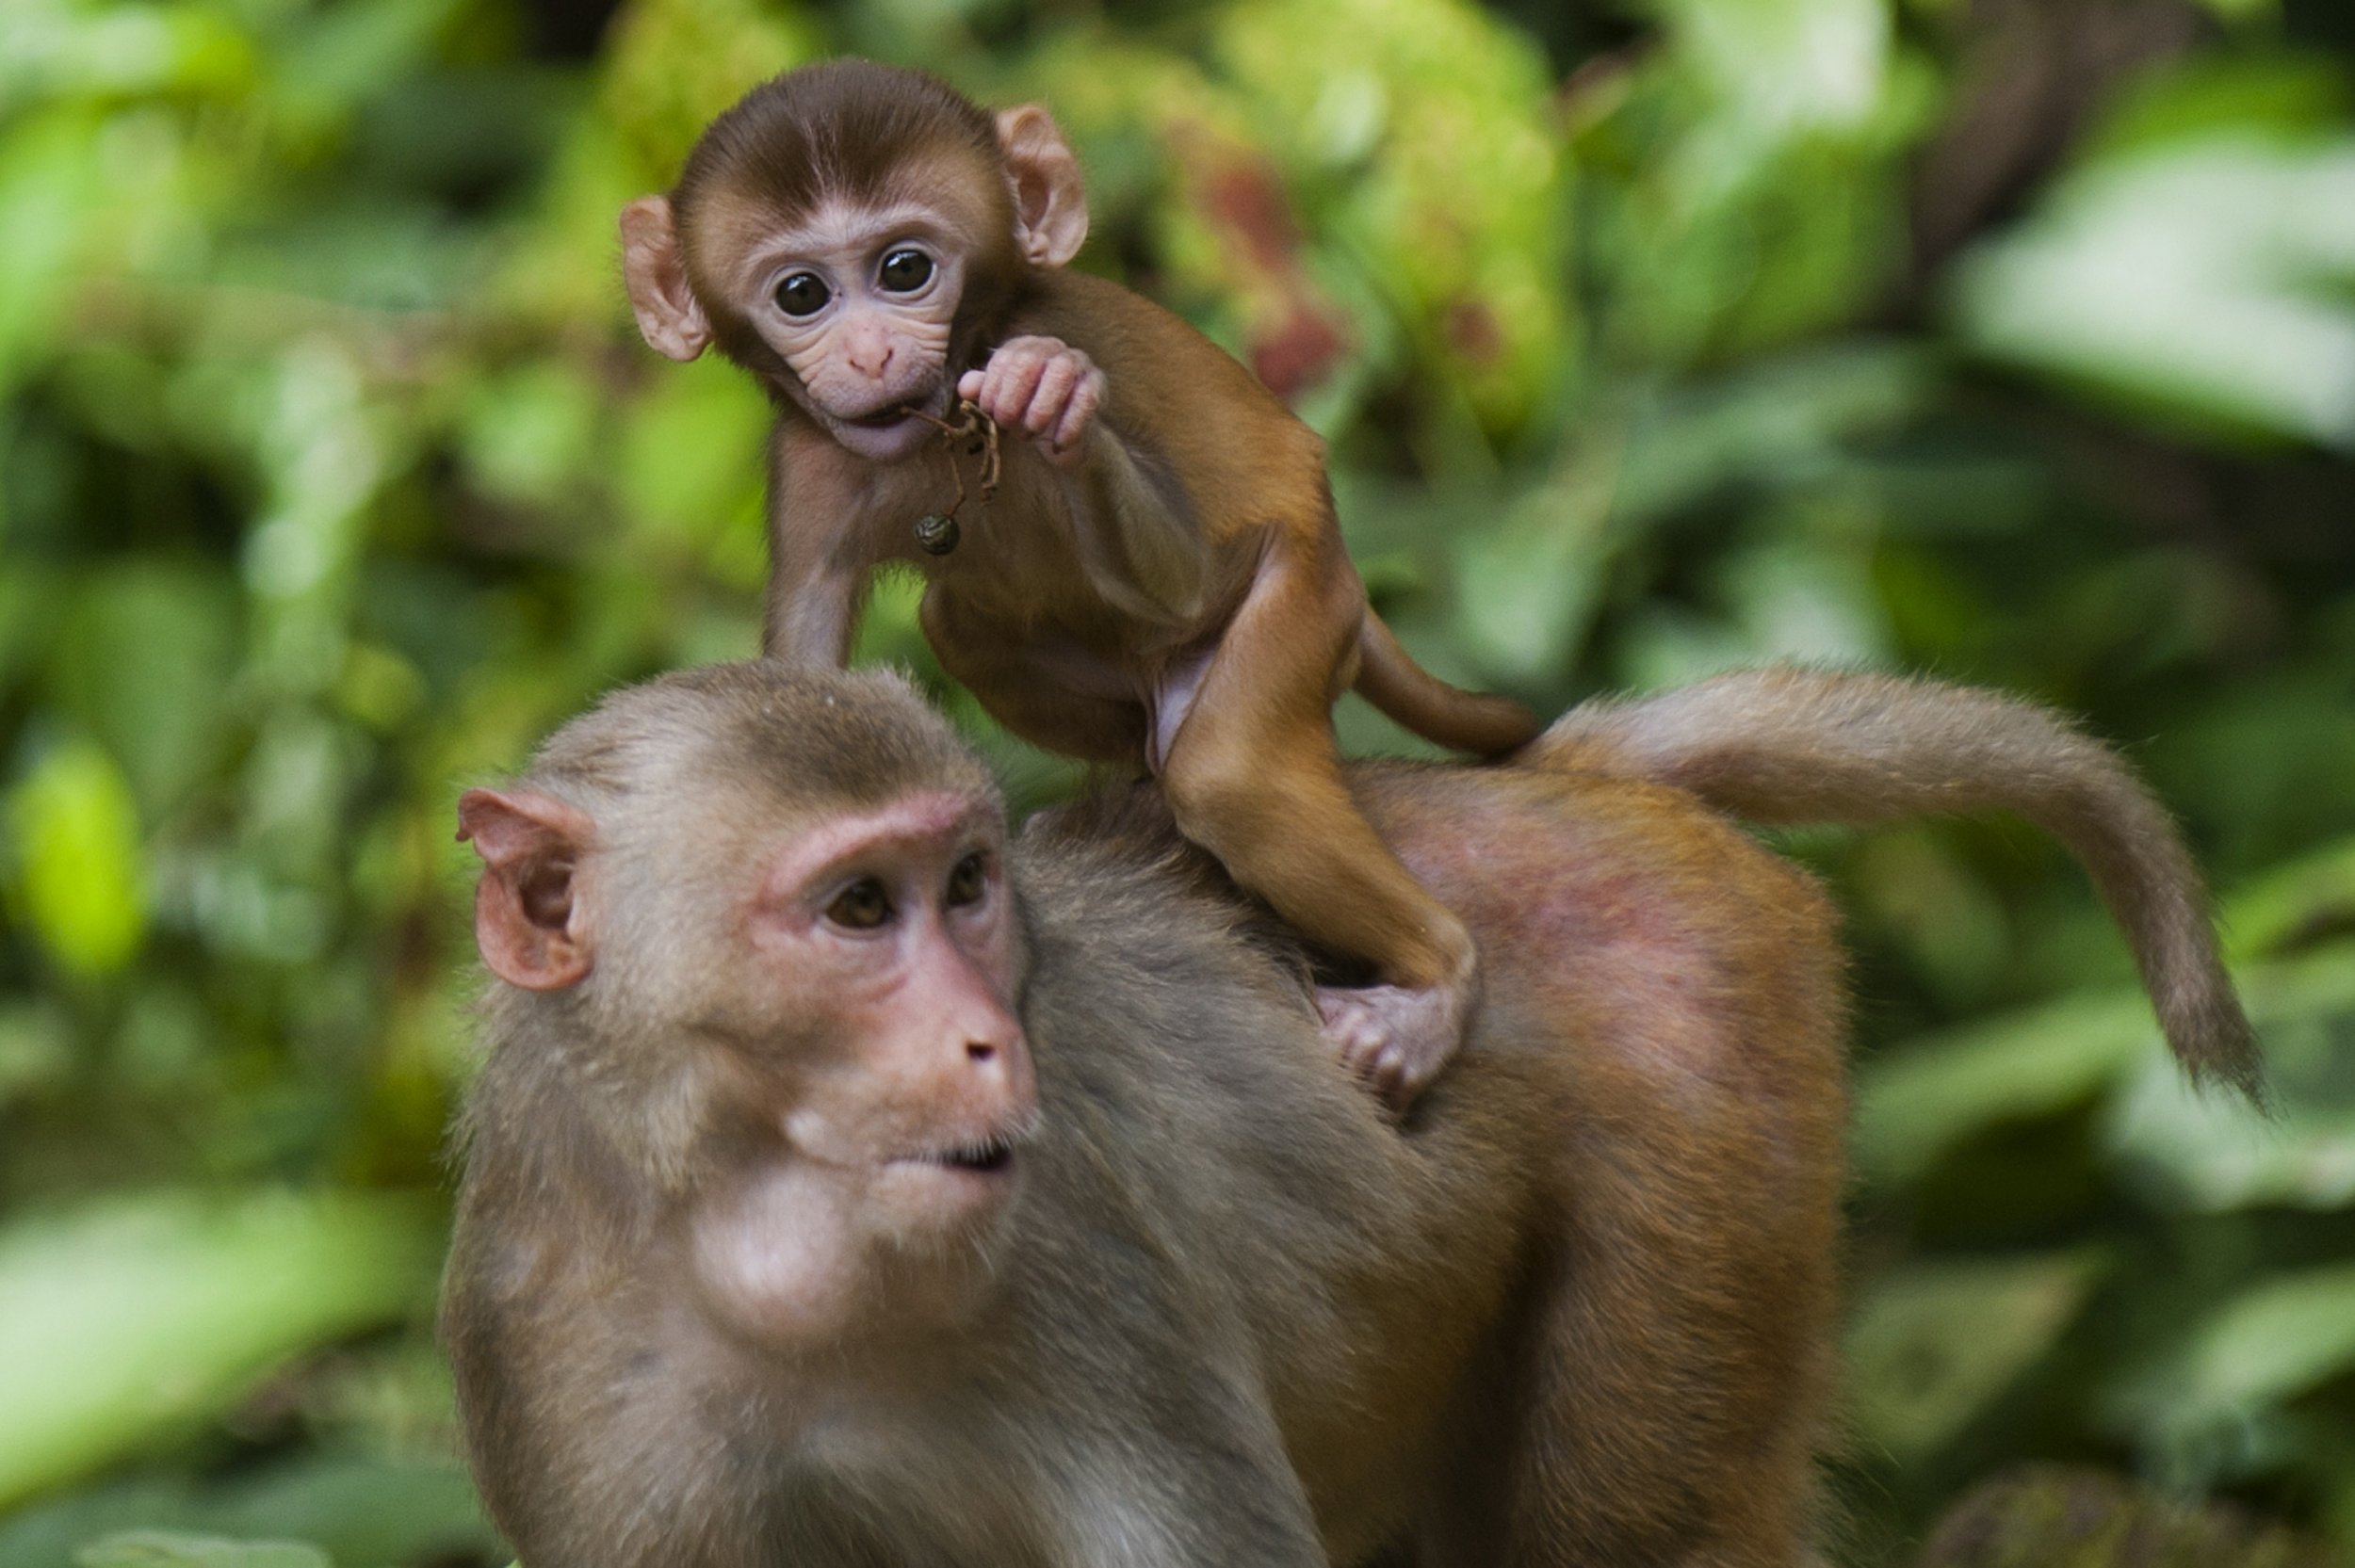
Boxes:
[902,1132,1015,1174]
[930,1135,1015,1174]
[892,1111,1039,1177]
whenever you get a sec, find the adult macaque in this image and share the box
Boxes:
[445,662,2261,1568]
[617,59,1539,1107]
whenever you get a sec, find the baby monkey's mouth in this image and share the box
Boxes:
[840,382,948,430]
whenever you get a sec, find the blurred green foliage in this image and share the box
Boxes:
[1915,1464,2341,1567]
[1,0,2352,1561]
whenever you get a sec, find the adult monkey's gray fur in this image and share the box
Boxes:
[443,661,2258,1567]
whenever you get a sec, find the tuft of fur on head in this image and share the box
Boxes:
[521,659,998,1001]
[674,61,1009,251]
[662,61,1026,392]
[520,657,996,827]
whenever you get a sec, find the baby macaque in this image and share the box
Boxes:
[445,661,2260,1567]
[618,58,1540,1107]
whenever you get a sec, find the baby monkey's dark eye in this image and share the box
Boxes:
[776,272,831,316]
[827,878,894,929]
[878,249,934,292]
[946,852,988,908]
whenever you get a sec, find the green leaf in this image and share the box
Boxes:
[1454,465,1611,684]
[2087,57,2349,161]
[1652,0,1895,138]
[2102,943,2355,1212]
[0,1456,496,1568]
[2190,0,2279,21]
[50,566,241,816]
[2122,1263,2355,1437]
[74,1533,330,1568]
[615,356,770,550]
[7,737,148,980]
[0,0,254,117]
[599,0,821,181]
[0,110,103,388]
[457,360,599,508]
[1214,0,1571,427]
[1951,136,2355,451]
[271,0,469,144]
[1706,533,1892,667]
[1854,992,2156,1189]
[0,1191,443,1509]
[2217,835,2355,962]
[1846,1252,2107,1463]
[0,1001,72,1108]
[1916,1466,2335,1568]
[1609,345,1934,525]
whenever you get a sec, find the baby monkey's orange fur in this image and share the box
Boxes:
[620,60,1537,1107]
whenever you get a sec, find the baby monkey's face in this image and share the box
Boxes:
[714,196,977,462]
[621,82,1092,470]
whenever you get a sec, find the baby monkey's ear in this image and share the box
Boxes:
[620,196,713,363]
[459,788,598,991]
[996,106,1089,269]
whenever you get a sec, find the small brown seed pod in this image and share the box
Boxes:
[915,513,961,556]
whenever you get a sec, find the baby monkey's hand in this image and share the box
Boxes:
[959,336,1103,466]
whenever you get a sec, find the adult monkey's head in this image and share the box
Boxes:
[619,60,1089,463]
[457,662,1038,1349]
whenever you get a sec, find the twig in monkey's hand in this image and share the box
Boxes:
[903,399,1001,557]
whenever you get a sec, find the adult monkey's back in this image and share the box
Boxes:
[443,663,2260,1567]
[1537,667,2261,1101]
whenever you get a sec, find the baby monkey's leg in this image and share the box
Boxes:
[1160,558,1478,1112]
[923,593,1146,765]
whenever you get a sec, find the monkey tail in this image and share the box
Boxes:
[1533,666,2266,1108]
[1353,617,1541,759]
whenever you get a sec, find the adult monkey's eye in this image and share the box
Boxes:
[878,249,934,292]
[827,878,894,929]
[775,272,831,316]
[946,852,987,908]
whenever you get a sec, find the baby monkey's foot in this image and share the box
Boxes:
[1316,980,1470,1115]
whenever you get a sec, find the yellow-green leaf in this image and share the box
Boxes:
[8,739,146,980]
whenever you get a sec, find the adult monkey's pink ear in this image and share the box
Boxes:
[619,196,713,363]
[996,106,1089,269]
[458,789,598,991]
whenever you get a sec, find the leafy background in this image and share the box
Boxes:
[2,0,2353,1562]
